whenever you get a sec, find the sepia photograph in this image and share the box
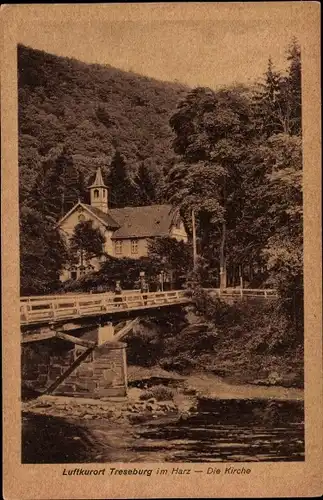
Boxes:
[18,14,305,464]
[2,3,321,499]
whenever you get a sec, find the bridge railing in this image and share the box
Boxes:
[20,288,278,325]
[20,290,189,325]
[20,289,141,304]
[204,288,278,298]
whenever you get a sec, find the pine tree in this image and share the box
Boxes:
[135,161,157,205]
[106,150,137,207]
[28,145,87,219]
[254,40,302,137]
[253,57,283,137]
[286,38,302,135]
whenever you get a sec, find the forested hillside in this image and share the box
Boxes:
[18,44,188,206]
[18,45,188,293]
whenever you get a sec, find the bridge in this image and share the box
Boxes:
[20,290,189,327]
[20,287,278,399]
[20,288,278,327]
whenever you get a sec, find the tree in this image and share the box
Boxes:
[283,38,302,136]
[134,161,158,205]
[20,206,68,295]
[261,134,303,330]
[28,144,86,219]
[69,220,105,269]
[147,236,192,287]
[106,150,138,207]
[253,58,283,137]
[168,86,256,287]
[253,40,302,138]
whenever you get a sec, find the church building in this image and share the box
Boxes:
[57,167,188,281]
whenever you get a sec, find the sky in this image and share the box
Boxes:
[18,11,301,90]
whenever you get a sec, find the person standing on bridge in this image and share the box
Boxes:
[114,281,123,307]
[141,279,149,305]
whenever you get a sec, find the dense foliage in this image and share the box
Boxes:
[18,44,187,207]
[63,237,191,292]
[20,206,68,295]
[166,39,302,331]
[127,289,303,387]
[69,220,105,266]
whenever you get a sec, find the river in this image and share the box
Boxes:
[22,397,304,463]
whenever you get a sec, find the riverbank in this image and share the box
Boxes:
[184,372,304,401]
[21,372,304,463]
[126,296,304,390]
[21,367,303,426]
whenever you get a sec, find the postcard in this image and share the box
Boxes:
[2,3,322,498]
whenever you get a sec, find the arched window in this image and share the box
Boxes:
[94,189,99,199]
[78,214,85,222]
[70,266,77,280]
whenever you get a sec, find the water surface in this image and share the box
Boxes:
[22,398,304,463]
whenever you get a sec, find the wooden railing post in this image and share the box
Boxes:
[51,301,57,319]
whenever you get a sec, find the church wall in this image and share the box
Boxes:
[59,207,114,282]
[103,229,114,255]
[59,208,104,238]
[112,238,148,258]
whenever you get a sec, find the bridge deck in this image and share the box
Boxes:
[20,290,189,326]
[20,288,278,326]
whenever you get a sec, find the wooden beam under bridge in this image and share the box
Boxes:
[41,321,138,395]
[43,345,96,395]
[113,318,140,342]
[21,318,140,345]
[21,332,56,343]
[55,331,96,348]
[21,328,97,346]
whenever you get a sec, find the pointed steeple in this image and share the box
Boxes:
[89,167,106,188]
[89,167,108,213]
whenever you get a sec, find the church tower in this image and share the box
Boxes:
[89,167,108,213]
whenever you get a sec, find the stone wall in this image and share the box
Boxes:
[22,327,127,398]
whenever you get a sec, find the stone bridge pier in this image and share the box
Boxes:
[22,323,129,399]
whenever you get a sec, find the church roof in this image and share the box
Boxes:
[109,204,176,239]
[89,167,106,188]
[58,201,178,239]
[81,204,120,229]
